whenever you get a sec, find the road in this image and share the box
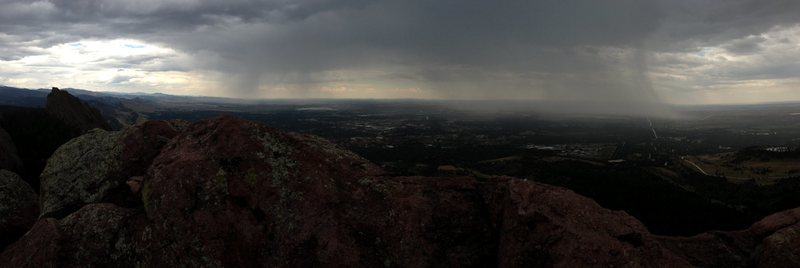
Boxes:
[647,118,658,139]
[682,158,764,182]
[683,159,709,175]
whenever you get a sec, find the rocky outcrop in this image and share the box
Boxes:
[0,203,138,268]
[656,207,800,268]
[5,116,800,267]
[0,170,38,249]
[492,179,688,267]
[0,126,22,172]
[45,87,110,133]
[754,222,800,267]
[39,120,183,218]
[0,219,60,268]
[137,117,386,267]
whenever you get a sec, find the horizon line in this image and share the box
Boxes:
[4,84,800,107]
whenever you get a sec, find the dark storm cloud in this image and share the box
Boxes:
[647,0,800,49]
[92,54,165,68]
[723,36,768,54]
[137,0,669,101]
[194,1,662,67]
[3,0,799,56]
[2,0,800,109]
[0,45,41,61]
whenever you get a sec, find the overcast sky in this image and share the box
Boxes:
[1,0,800,106]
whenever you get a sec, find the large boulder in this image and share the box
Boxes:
[755,222,800,268]
[0,170,38,249]
[0,203,138,268]
[135,117,685,267]
[137,117,384,267]
[492,179,688,267]
[657,207,800,268]
[0,126,22,172]
[0,219,60,268]
[39,120,183,218]
[39,129,125,218]
[750,208,800,267]
[45,87,110,133]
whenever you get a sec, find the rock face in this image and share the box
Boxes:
[45,87,110,133]
[5,116,800,267]
[39,120,183,218]
[137,117,387,267]
[656,207,800,268]
[0,170,38,249]
[756,222,800,268]
[0,127,22,172]
[493,179,687,267]
[0,204,137,268]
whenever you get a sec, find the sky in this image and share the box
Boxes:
[1,0,800,107]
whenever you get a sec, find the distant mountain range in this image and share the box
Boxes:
[0,85,221,107]
[0,85,245,129]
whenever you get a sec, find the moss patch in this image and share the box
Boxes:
[245,169,259,186]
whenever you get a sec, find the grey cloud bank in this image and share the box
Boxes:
[1,0,800,114]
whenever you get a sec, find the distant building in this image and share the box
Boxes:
[765,146,790,153]
[525,145,556,150]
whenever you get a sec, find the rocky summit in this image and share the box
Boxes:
[45,87,110,133]
[2,116,800,267]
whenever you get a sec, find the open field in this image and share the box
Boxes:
[683,153,800,185]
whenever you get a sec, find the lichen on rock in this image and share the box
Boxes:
[39,128,126,218]
[39,120,183,218]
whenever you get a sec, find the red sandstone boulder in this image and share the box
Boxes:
[137,116,384,267]
[657,207,800,268]
[493,179,689,267]
[755,222,800,268]
[0,203,138,268]
[750,207,800,237]
[0,219,60,268]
